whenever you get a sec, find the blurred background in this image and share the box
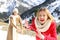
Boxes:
[0,0,60,40]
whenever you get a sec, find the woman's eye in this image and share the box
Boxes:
[39,15,41,16]
[43,15,45,16]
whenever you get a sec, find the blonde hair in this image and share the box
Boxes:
[36,7,54,21]
[12,8,19,15]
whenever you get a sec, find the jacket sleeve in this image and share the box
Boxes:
[28,24,35,31]
[44,21,57,40]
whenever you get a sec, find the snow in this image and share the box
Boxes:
[23,0,46,6]
[47,0,60,13]
[0,30,7,40]
[0,26,35,40]
[18,34,35,40]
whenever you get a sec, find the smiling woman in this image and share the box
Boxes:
[7,8,25,40]
[25,7,57,40]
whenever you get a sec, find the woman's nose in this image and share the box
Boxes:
[41,16,44,19]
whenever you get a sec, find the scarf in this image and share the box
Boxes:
[35,17,51,32]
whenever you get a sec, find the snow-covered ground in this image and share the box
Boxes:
[0,26,35,40]
[0,30,7,40]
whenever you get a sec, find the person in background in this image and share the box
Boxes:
[7,8,24,40]
[25,7,57,40]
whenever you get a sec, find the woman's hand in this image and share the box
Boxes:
[24,19,29,29]
[36,28,45,40]
[16,26,22,33]
[16,29,21,33]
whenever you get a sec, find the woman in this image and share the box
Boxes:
[7,8,24,40]
[25,7,57,40]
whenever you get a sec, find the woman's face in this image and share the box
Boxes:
[37,11,48,24]
[13,11,18,15]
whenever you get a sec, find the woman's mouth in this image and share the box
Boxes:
[40,20,44,22]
